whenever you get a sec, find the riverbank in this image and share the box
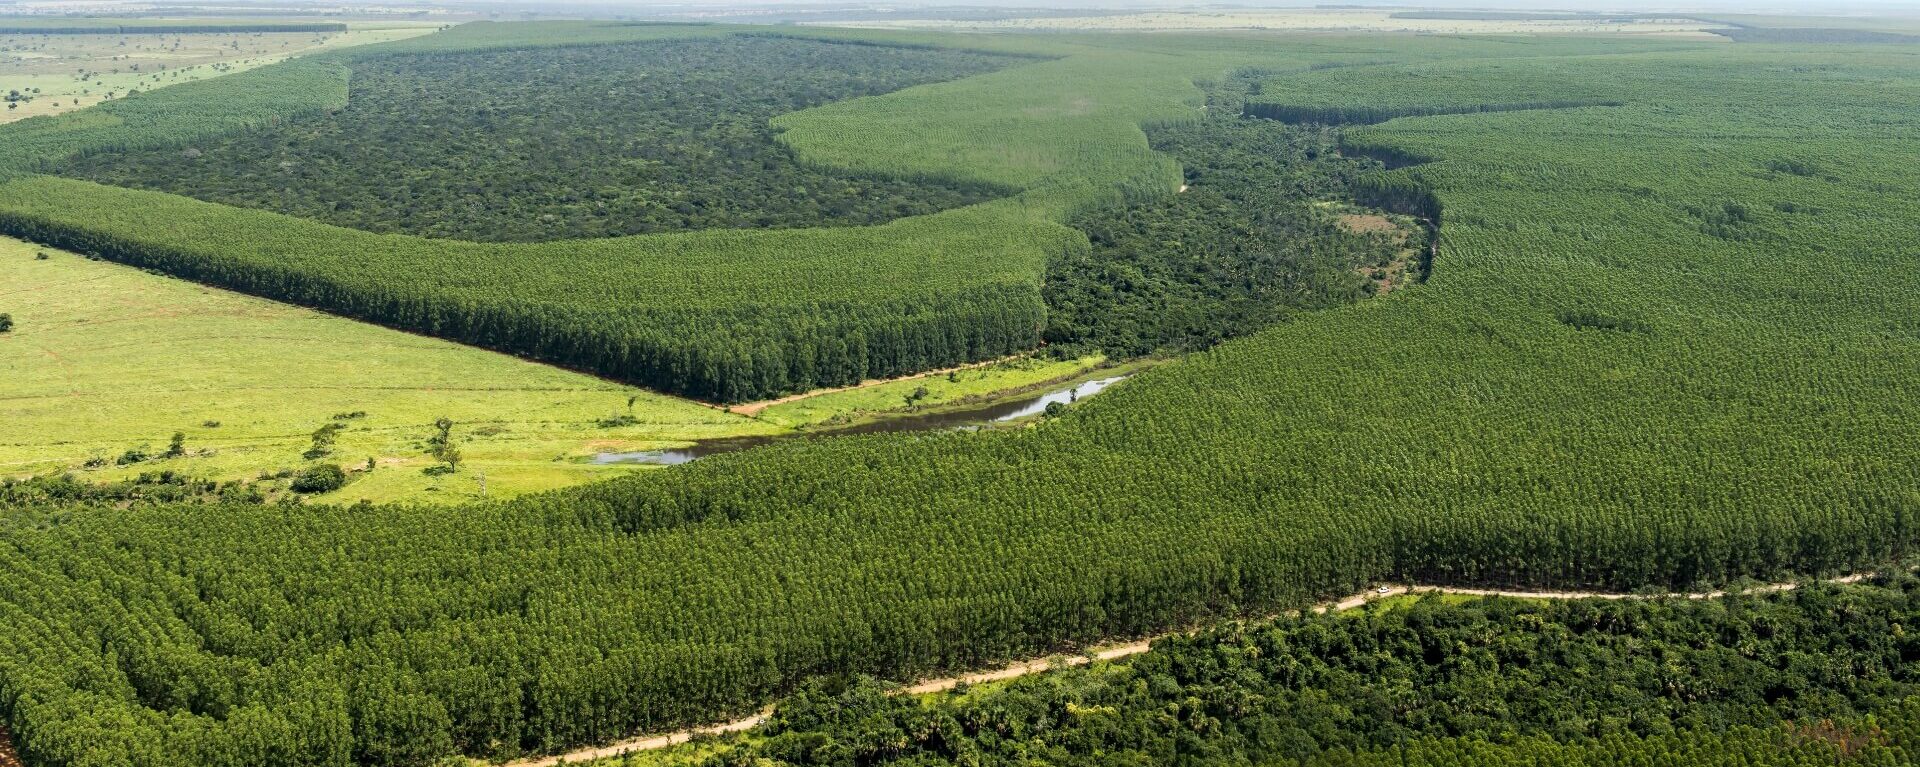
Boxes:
[587,358,1159,466]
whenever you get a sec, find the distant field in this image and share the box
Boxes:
[0,22,436,124]
[0,18,347,34]
[827,9,1726,37]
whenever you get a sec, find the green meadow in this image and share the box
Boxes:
[0,236,778,502]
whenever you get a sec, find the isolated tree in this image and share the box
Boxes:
[165,431,186,458]
[0,313,11,332]
[426,417,460,471]
[305,422,343,459]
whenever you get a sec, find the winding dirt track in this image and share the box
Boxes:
[503,574,1876,766]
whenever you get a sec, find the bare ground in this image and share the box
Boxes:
[0,726,21,767]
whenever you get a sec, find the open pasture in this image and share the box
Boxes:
[0,235,781,503]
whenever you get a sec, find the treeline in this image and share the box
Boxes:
[1244,98,1623,126]
[1711,27,1920,44]
[650,580,1920,766]
[0,21,346,34]
[58,38,1014,243]
[0,472,263,507]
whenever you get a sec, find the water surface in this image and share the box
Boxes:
[592,375,1130,466]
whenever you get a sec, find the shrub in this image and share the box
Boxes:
[289,464,346,493]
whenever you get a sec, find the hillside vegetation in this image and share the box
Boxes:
[0,27,1916,767]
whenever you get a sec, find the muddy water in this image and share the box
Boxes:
[592,375,1130,466]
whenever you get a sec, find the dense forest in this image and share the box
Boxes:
[640,579,1920,766]
[57,37,1012,242]
[1047,78,1413,358]
[0,26,1916,767]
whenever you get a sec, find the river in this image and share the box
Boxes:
[591,375,1130,466]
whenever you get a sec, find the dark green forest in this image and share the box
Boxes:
[1047,79,1413,358]
[662,579,1920,766]
[58,37,1012,242]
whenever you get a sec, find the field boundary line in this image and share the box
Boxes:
[502,571,1881,766]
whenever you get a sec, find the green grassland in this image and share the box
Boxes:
[0,235,781,502]
[3,22,1920,767]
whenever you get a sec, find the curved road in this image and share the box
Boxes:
[504,573,1876,766]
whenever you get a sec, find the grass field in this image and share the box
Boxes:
[0,235,778,502]
[0,22,436,124]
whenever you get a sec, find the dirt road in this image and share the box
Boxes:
[503,572,1880,766]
